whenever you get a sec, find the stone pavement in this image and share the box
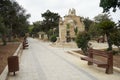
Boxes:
[6,38,120,80]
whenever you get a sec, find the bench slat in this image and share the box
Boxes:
[91,52,108,57]
[81,57,107,67]
[89,49,108,57]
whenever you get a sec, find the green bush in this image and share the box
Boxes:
[75,31,90,55]
[50,35,57,42]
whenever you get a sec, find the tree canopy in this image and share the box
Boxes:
[94,13,111,22]
[0,0,30,45]
[82,17,93,31]
[31,10,60,39]
[110,29,120,52]
[0,0,30,36]
[41,10,60,34]
[100,0,120,12]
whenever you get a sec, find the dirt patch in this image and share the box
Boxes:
[73,50,120,68]
[0,42,20,74]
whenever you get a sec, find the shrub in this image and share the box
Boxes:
[50,35,57,42]
[75,31,90,55]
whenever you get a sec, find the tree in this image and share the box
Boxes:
[0,0,12,43]
[110,29,120,52]
[41,10,60,38]
[0,0,30,38]
[94,13,111,23]
[98,20,116,50]
[11,2,30,37]
[31,21,42,35]
[88,22,102,39]
[81,17,93,31]
[0,15,7,45]
[88,14,110,39]
[100,0,120,12]
[75,31,90,55]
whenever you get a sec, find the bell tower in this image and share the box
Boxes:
[68,8,76,16]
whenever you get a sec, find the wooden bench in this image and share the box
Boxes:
[23,37,29,49]
[81,48,113,74]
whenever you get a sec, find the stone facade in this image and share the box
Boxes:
[38,32,48,41]
[59,8,85,42]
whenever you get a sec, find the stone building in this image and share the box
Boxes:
[59,8,85,42]
[38,32,48,41]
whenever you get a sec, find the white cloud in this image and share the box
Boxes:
[16,0,120,24]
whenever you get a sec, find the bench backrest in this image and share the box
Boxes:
[88,48,112,58]
[87,48,113,74]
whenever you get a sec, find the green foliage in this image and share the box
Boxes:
[82,17,93,31]
[0,0,30,37]
[94,14,111,23]
[93,14,115,50]
[0,15,7,45]
[0,24,6,34]
[100,0,120,12]
[48,29,54,37]
[28,25,34,33]
[31,10,60,39]
[0,0,30,45]
[89,14,110,39]
[88,23,102,38]
[50,35,57,42]
[98,20,115,50]
[0,16,6,34]
[41,10,60,36]
[75,31,90,55]
[98,20,115,34]
[74,27,78,35]
[31,21,42,35]
[0,27,7,45]
[110,30,120,52]
[66,23,70,29]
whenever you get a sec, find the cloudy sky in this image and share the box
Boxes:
[16,0,120,24]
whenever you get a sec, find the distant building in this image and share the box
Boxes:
[59,8,85,42]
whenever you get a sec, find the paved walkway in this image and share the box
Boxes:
[7,38,120,80]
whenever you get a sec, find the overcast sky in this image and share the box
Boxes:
[16,0,120,24]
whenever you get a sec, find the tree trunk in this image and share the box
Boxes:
[8,34,12,42]
[81,47,88,56]
[106,33,112,51]
[2,34,7,45]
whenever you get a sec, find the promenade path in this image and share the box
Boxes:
[7,38,120,80]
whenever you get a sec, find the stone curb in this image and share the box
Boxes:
[68,50,120,73]
[0,43,22,80]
